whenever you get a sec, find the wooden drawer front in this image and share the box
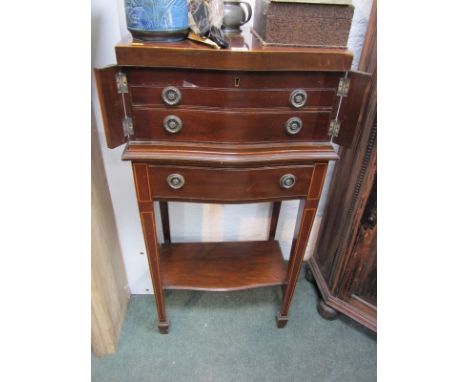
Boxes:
[126,68,341,90]
[148,165,314,202]
[133,108,331,143]
[131,86,336,109]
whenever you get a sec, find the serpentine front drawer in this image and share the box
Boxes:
[132,108,331,143]
[125,68,341,91]
[147,165,315,203]
[130,86,336,109]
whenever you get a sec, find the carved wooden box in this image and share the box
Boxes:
[253,0,354,48]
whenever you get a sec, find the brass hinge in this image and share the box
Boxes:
[116,72,128,94]
[328,119,341,138]
[122,117,133,136]
[337,77,350,97]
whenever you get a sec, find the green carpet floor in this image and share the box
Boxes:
[92,266,376,382]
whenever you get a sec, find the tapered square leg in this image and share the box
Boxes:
[157,320,170,334]
[277,163,328,325]
[159,201,171,243]
[276,312,289,328]
[133,163,169,334]
[269,201,282,240]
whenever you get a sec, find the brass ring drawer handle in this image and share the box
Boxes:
[167,173,185,189]
[280,174,296,189]
[162,86,182,106]
[285,117,303,135]
[163,115,183,134]
[289,89,308,108]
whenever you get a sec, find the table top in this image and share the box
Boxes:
[115,29,353,71]
[122,141,339,165]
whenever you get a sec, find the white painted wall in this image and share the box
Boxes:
[91,0,372,294]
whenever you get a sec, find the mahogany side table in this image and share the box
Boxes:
[95,32,370,333]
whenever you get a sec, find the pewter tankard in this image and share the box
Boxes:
[222,1,252,33]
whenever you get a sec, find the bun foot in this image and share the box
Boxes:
[317,299,339,320]
[276,312,288,328]
[305,264,315,284]
[156,321,169,334]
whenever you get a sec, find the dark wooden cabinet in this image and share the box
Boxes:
[308,122,376,330]
[94,30,370,333]
[307,0,377,332]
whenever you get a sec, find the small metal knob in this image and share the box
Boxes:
[280,174,296,189]
[162,86,182,106]
[289,89,308,108]
[167,174,185,189]
[285,117,303,135]
[163,115,183,134]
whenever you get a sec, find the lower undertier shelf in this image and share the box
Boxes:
[159,240,288,291]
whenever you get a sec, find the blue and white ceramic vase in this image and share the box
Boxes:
[125,0,189,42]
